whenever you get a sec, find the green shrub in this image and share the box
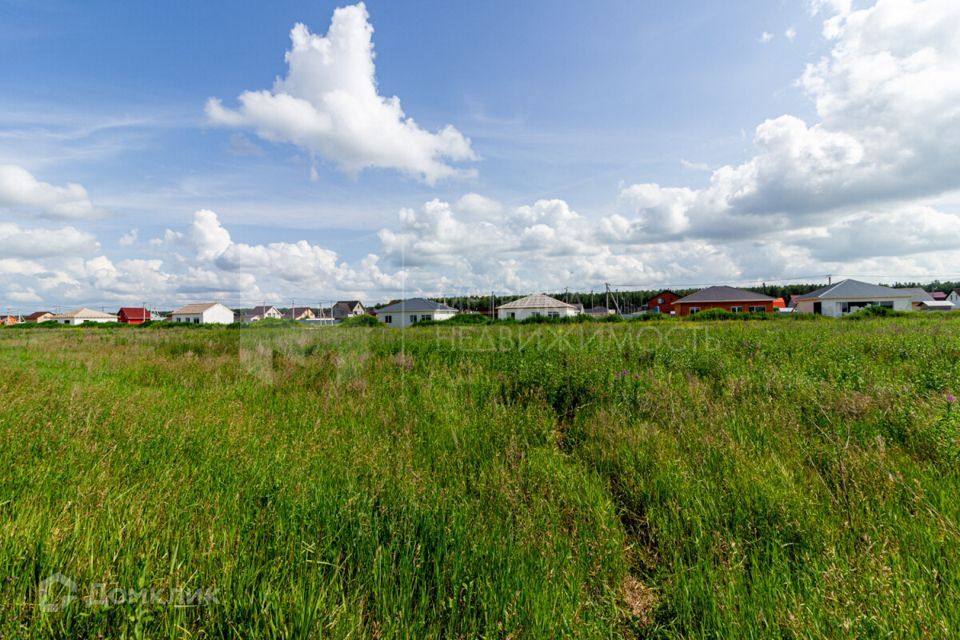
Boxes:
[338,314,381,327]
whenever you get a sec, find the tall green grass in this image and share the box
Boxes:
[1,316,958,638]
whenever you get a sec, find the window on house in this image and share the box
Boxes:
[658,298,664,304]
[879,301,894,308]
[689,307,700,314]
[384,315,392,324]
[420,315,430,321]
[748,306,765,312]
[509,312,515,319]
[193,318,199,324]
[730,306,744,313]
[409,315,417,324]
[548,311,560,319]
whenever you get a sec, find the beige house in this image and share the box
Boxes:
[496,294,579,321]
[52,308,118,325]
[243,305,283,322]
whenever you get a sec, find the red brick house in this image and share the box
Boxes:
[674,286,776,317]
[118,307,150,324]
[646,290,680,315]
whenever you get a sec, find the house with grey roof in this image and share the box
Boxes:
[496,293,580,321]
[373,298,457,328]
[792,280,913,317]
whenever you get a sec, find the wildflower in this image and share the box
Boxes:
[948,393,957,404]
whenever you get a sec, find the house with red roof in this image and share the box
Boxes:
[118,307,150,324]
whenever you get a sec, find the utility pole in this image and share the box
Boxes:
[827,274,832,285]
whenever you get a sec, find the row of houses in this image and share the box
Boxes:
[4,280,957,328]
[642,280,957,317]
[2,300,368,326]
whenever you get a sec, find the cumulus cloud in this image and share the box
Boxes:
[614,0,960,246]
[206,2,476,184]
[0,223,100,257]
[0,164,97,219]
[759,31,775,44]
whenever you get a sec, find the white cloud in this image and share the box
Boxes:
[680,159,710,172]
[615,0,960,245]
[0,223,100,257]
[206,2,476,184]
[118,228,138,246]
[0,164,97,219]
[759,31,775,44]
[785,27,798,41]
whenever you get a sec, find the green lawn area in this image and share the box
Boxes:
[1,316,959,638]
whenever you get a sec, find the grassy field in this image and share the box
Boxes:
[1,316,959,638]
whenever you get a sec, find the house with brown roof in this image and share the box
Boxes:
[288,307,316,321]
[170,302,234,325]
[332,300,366,320]
[25,311,54,323]
[673,286,776,317]
[242,305,282,322]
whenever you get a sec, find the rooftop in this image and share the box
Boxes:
[375,298,457,313]
[795,279,912,300]
[497,293,577,310]
[676,286,775,304]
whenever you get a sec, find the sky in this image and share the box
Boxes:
[1,0,959,311]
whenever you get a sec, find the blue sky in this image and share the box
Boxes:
[1,0,959,309]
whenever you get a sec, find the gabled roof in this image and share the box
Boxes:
[375,298,457,313]
[25,311,52,320]
[931,291,948,300]
[288,306,315,317]
[333,300,363,311]
[118,307,150,320]
[497,293,577,310]
[249,305,279,316]
[675,286,775,304]
[53,308,117,319]
[650,290,679,299]
[172,302,225,315]
[794,279,912,301]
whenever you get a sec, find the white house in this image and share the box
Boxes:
[496,293,580,321]
[51,308,118,325]
[949,289,960,309]
[793,280,913,317]
[242,305,283,322]
[170,302,235,325]
[375,298,457,328]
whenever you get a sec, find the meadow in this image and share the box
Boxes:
[1,315,959,638]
